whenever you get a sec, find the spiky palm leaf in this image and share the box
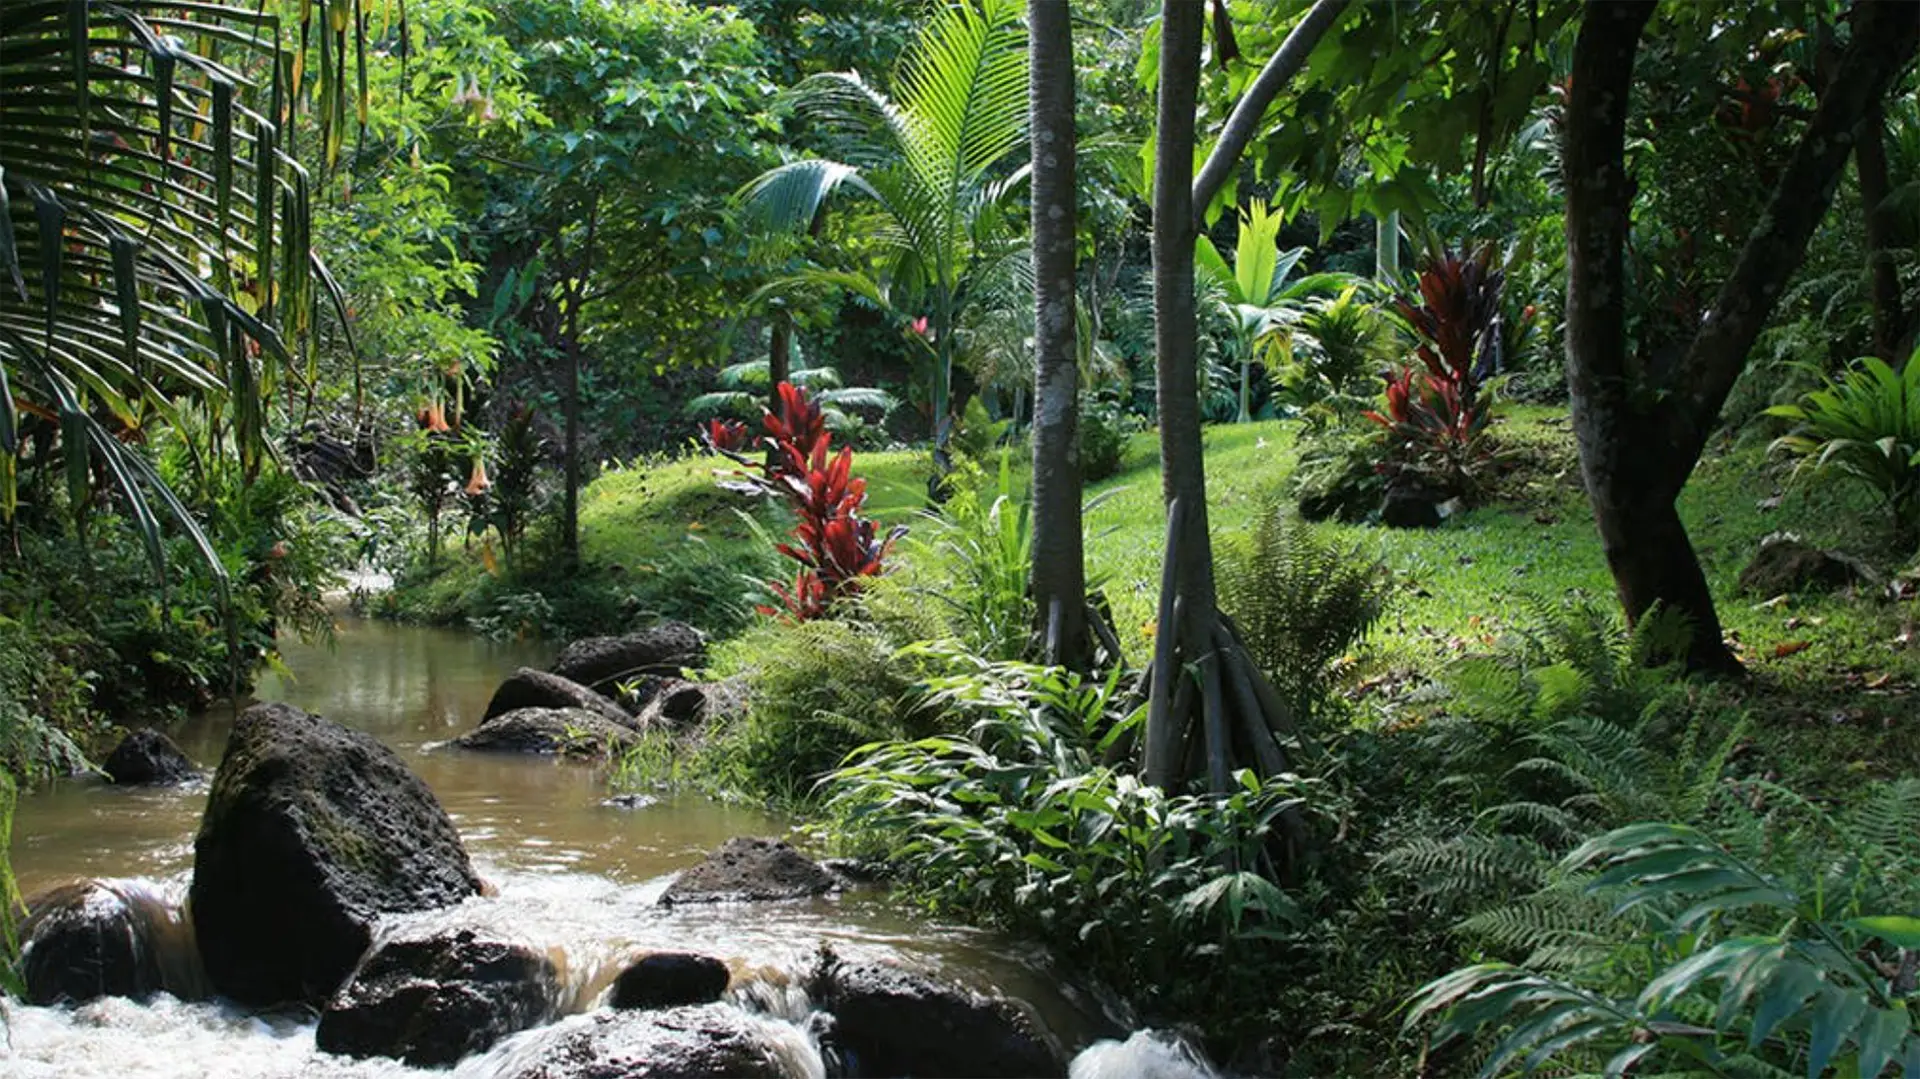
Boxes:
[685,341,896,422]
[737,0,1028,466]
[1,0,345,585]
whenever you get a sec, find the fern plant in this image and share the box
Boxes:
[1409,788,1920,1078]
[1216,500,1390,727]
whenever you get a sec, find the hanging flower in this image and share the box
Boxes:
[417,402,452,434]
[465,458,491,496]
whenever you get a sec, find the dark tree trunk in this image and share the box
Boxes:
[1564,0,1919,673]
[1027,0,1089,669]
[768,308,792,413]
[1857,103,1906,363]
[559,195,599,566]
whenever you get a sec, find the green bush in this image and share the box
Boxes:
[1217,501,1389,727]
[1288,424,1387,523]
[825,646,1319,1029]
[903,455,1034,661]
[708,618,921,803]
[1767,348,1920,550]
[1079,393,1133,483]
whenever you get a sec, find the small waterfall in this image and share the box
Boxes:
[1069,1029,1220,1079]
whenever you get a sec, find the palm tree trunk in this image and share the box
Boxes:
[768,308,793,412]
[930,289,956,496]
[1028,0,1089,670]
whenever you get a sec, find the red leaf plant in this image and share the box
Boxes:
[700,418,750,455]
[709,382,904,621]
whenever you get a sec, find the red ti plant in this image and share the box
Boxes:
[1394,242,1506,408]
[700,418,750,455]
[715,381,904,621]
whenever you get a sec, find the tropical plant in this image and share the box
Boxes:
[1277,284,1394,414]
[739,0,1029,477]
[1395,242,1508,409]
[1195,198,1352,422]
[910,453,1033,660]
[1766,348,1920,550]
[686,339,896,425]
[1408,791,1920,1078]
[716,383,904,621]
[488,406,546,561]
[1364,364,1499,498]
[0,0,340,588]
[1216,502,1390,727]
[825,644,1317,1009]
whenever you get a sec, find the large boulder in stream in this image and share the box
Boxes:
[316,928,560,1067]
[548,623,706,692]
[634,677,744,731]
[659,837,840,905]
[18,880,186,1005]
[101,728,197,785]
[807,951,1064,1078]
[456,707,638,758]
[483,668,635,729]
[189,701,482,1007]
[487,1005,794,1078]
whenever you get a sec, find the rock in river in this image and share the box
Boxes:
[484,1005,794,1078]
[659,837,839,905]
[316,928,559,1068]
[101,728,197,785]
[549,622,706,692]
[190,701,481,1007]
[456,707,639,758]
[483,668,635,729]
[808,950,1064,1078]
[609,952,731,1010]
[18,880,189,1006]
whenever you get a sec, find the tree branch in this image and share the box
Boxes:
[1190,0,1352,226]
[1669,0,1920,464]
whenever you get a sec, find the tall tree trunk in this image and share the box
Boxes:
[1028,0,1088,669]
[559,195,598,566]
[1565,0,1919,673]
[1857,102,1906,363]
[768,308,792,412]
[1376,210,1400,282]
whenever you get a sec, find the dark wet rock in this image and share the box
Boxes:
[659,838,839,905]
[602,793,658,811]
[1739,535,1876,596]
[490,1005,791,1078]
[483,669,634,729]
[808,952,1064,1078]
[549,623,706,692]
[102,728,197,785]
[19,880,179,1005]
[1379,478,1443,529]
[190,701,481,1008]
[634,678,744,731]
[456,708,638,758]
[609,952,731,1010]
[316,929,559,1068]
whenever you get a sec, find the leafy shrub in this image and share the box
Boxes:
[825,646,1318,1022]
[1289,424,1388,524]
[1216,502,1389,726]
[488,405,548,560]
[1766,348,1920,550]
[906,455,1034,661]
[1364,365,1499,499]
[1079,393,1133,483]
[1409,783,1920,1078]
[708,618,920,803]
[0,616,94,781]
[1275,284,1394,413]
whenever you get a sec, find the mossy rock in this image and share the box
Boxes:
[190,702,480,1008]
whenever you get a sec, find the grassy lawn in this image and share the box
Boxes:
[444,405,1920,793]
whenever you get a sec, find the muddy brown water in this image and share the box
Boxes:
[2,619,1135,1078]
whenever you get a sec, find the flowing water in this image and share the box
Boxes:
[1,619,1182,1078]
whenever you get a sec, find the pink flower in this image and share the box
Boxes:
[909,316,929,338]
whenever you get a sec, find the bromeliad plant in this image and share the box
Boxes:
[1766,348,1920,551]
[711,382,904,621]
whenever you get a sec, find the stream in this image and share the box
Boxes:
[1,619,1173,1078]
